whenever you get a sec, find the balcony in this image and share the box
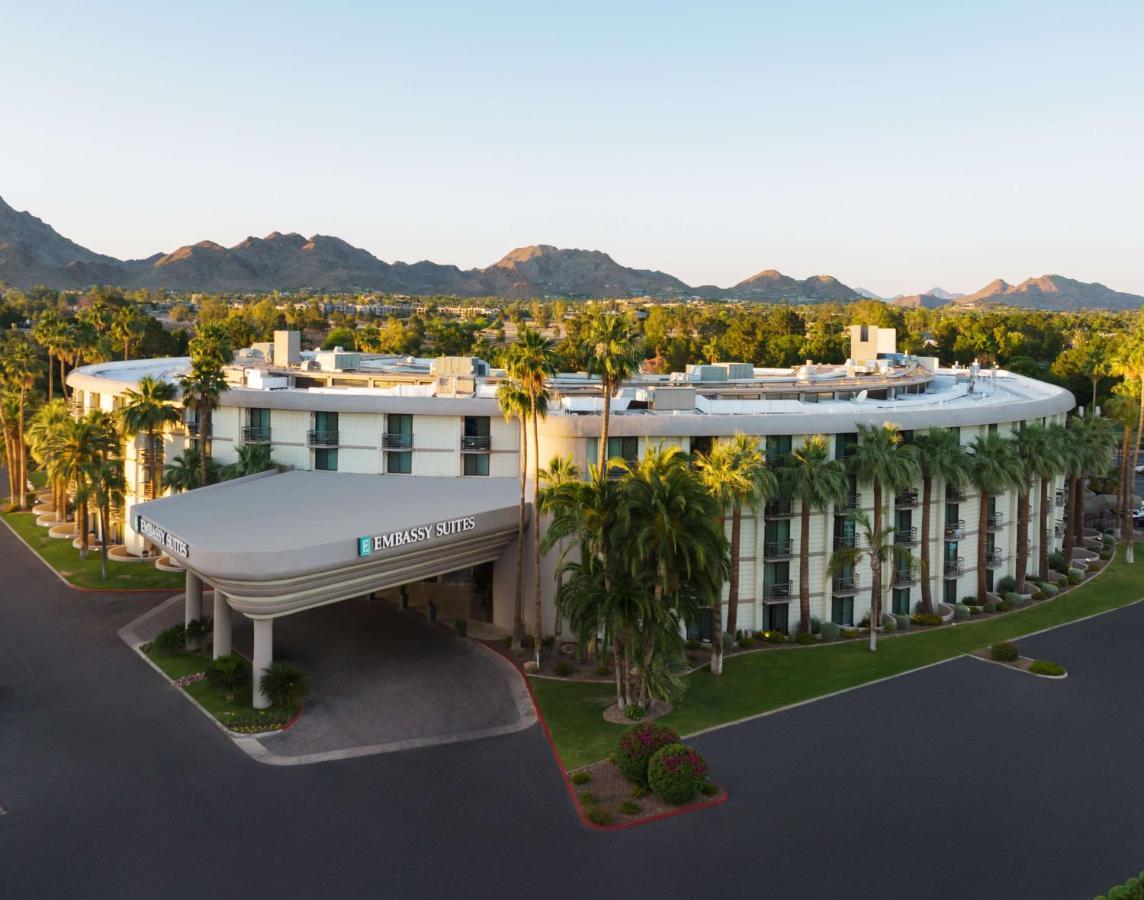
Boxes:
[985,549,1004,569]
[986,512,1005,531]
[892,566,919,587]
[1055,489,1066,508]
[894,526,919,547]
[895,489,919,509]
[764,539,794,559]
[946,484,967,502]
[831,574,860,596]
[141,481,158,501]
[308,429,339,448]
[943,556,965,578]
[763,581,792,601]
[461,435,491,452]
[139,448,163,467]
[1054,523,1064,538]
[383,433,413,450]
[242,426,271,445]
[185,421,212,439]
[945,519,965,540]
[838,491,862,512]
[833,532,857,550]
[764,499,794,519]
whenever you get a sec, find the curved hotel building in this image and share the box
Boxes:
[69,325,1073,701]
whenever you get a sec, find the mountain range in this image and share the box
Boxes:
[1,196,1140,310]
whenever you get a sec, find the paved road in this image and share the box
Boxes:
[3,516,1144,898]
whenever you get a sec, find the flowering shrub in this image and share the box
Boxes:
[648,743,709,804]
[616,721,681,787]
[761,630,786,644]
[910,612,942,627]
[624,703,645,721]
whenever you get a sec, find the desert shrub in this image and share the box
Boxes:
[259,661,310,709]
[953,603,970,620]
[152,623,187,654]
[722,634,736,653]
[893,613,910,631]
[647,743,709,805]
[1030,660,1066,677]
[620,800,640,815]
[616,721,681,787]
[990,641,1019,662]
[983,600,998,613]
[207,653,251,701]
[585,806,614,826]
[996,575,1017,594]
[1100,548,1113,560]
[1006,593,1026,609]
[1068,572,1082,585]
[738,636,756,650]
[571,771,590,786]
[961,595,977,605]
[699,782,720,797]
[910,612,942,627]
[881,614,897,632]
[579,791,596,805]
[795,632,816,645]
[968,605,983,615]
[1032,590,1046,601]
[684,639,701,651]
[820,622,840,642]
[624,703,645,721]
[840,628,861,639]
[595,662,611,677]
[1095,870,1144,900]
[554,659,575,677]
[1040,583,1058,597]
[1048,551,1066,573]
[810,617,822,635]
[762,630,786,644]
[184,616,213,645]
[997,600,1013,612]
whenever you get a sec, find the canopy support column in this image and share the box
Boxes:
[213,591,232,659]
[251,617,273,709]
[185,571,202,629]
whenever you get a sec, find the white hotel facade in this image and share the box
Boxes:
[68,326,1074,652]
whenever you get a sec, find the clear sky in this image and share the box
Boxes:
[3,1,1142,296]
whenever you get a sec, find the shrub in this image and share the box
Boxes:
[629,785,647,799]
[1095,870,1144,900]
[579,791,596,805]
[1040,583,1058,597]
[881,614,897,632]
[684,639,701,651]
[259,661,311,709]
[996,575,1017,594]
[997,600,1013,612]
[571,771,590,786]
[968,605,983,615]
[820,621,840,642]
[1030,660,1066,677]
[953,603,970,620]
[722,634,736,653]
[961,595,977,605]
[207,653,251,701]
[983,600,998,613]
[624,703,645,721]
[616,721,681,787]
[184,616,213,645]
[990,641,1019,662]
[699,782,720,797]
[810,616,822,635]
[620,800,640,815]
[647,743,709,804]
[893,613,911,631]
[594,662,611,677]
[554,659,575,677]
[737,636,756,650]
[152,623,187,654]
[794,632,816,645]
[762,630,786,644]
[1005,593,1026,609]
[910,612,942,627]
[1068,572,1082,585]
[840,628,861,640]
[1048,551,1066,573]
[1032,591,1046,601]
[585,806,614,826]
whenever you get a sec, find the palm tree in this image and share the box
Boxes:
[586,313,641,474]
[849,423,919,649]
[829,512,914,648]
[31,310,67,400]
[782,435,848,636]
[1040,423,1070,579]
[914,428,969,613]
[53,413,117,559]
[91,456,125,580]
[694,440,738,673]
[0,336,43,510]
[111,305,147,361]
[722,434,776,641]
[967,432,1023,603]
[223,442,278,479]
[1113,336,1144,563]
[1012,424,1063,592]
[539,454,581,642]
[26,399,73,523]
[179,326,231,488]
[506,327,556,662]
[163,448,205,493]
[1060,415,1116,568]
[497,378,530,648]
[119,375,181,503]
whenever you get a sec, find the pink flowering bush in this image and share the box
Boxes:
[616,721,681,787]
[647,743,709,804]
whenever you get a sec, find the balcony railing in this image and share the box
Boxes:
[892,567,919,587]
[1055,489,1066,508]
[141,481,157,501]
[242,426,271,445]
[831,574,860,596]
[764,539,794,559]
[946,484,967,502]
[461,435,491,452]
[986,512,1005,531]
[185,422,212,438]
[985,549,1004,569]
[945,520,965,540]
[834,533,857,550]
[763,581,792,601]
[943,557,965,578]
[895,489,918,509]
[139,448,162,467]
[308,429,339,447]
[383,433,413,450]
[764,499,794,519]
[1054,523,1064,538]
[839,491,862,512]
[894,527,918,547]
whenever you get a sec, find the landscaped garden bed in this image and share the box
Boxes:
[973,641,1068,678]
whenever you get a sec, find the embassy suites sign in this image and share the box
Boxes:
[136,515,190,559]
[358,515,477,557]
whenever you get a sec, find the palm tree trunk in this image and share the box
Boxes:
[920,475,934,614]
[977,491,989,602]
[149,427,159,500]
[531,405,542,663]
[1130,379,1144,564]
[1070,474,1084,565]
[79,498,89,560]
[639,630,656,706]
[799,505,811,633]
[512,416,526,649]
[100,502,110,581]
[198,401,210,487]
[710,513,725,675]
[612,636,625,708]
[47,353,54,400]
[1062,474,1076,567]
[17,393,28,510]
[727,500,742,639]
[1015,488,1030,592]
[1120,424,1132,546]
[869,482,882,652]
[1039,477,1051,580]
[598,382,611,475]
[59,358,68,399]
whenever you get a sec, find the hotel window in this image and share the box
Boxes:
[462,417,491,476]
[245,408,270,443]
[386,414,413,474]
[943,579,957,606]
[831,596,854,626]
[835,432,858,461]
[315,448,338,471]
[689,436,714,458]
[463,453,489,476]
[765,435,792,466]
[892,588,911,616]
[587,436,639,474]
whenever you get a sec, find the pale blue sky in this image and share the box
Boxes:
[3,1,1142,296]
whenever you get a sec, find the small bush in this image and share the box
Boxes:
[579,791,596,805]
[991,641,1019,662]
[1095,870,1144,900]
[616,721,681,787]
[910,613,942,627]
[624,703,645,721]
[953,603,970,620]
[1032,591,1046,600]
[1068,572,1082,585]
[595,662,611,677]
[881,614,897,632]
[152,623,187,654]
[259,661,310,709]
[820,621,840,642]
[699,782,720,797]
[1048,551,1066,573]
[647,743,709,804]
[983,600,998,613]
[762,630,786,644]
[207,653,251,701]
[620,800,640,815]
[840,628,861,640]
[968,605,983,615]
[1030,660,1066,677]
[722,634,736,653]
[794,632,816,645]
[554,659,575,677]
[684,639,701,651]
[571,771,590,786]
[629,785,647,799]
[961,595,977,605]
[996,575,1017,594]
[810,617,822,635]
[585,806,614,826]
[1040,583,1059,597]
[184,616,213,644]
[737,636,756,650]
[1006,593,1026,609]
[997,600,1013,612]
[893,613,911,631]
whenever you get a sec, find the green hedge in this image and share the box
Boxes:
[1096,869,1144,900]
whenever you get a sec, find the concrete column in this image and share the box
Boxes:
[213,591,232,659]
[185,571,202,628]
[251,618,273,709]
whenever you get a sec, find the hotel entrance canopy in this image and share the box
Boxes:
[131,471,523,618]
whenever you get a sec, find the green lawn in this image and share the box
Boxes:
[1,510,185,591]
[534,548,1141,769]
[144,646,294,731]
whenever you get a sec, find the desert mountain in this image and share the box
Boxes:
[893,293,952,310]
[926,286,964,301]
[723,269,859,302]
[955,275,1144,311]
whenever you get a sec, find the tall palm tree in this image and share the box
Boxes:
[179,326,231,488]
[91,457,125,580]
[163,448,205,494]
[224,442,278,479]
[967,432,1023,603]
[849,423,919,648]
[53,413,117,559]
[26,399,73,522]
[497,378,530,648]
[782,435,847,636]
[119,376,181,503]
[723,434,776,641]
[31,310,66,400]
[0,337,43,510]
[1012,424,1063,592]
[585,312,641,474]
[539,454,581,642]
[695,440,739,673]
[1061,415,1116,567]
[1114,333,1144,563]
[829,512,914,648]
[913,428,969,613]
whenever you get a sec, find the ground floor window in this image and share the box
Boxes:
[764,603,789,635]
[686,607,714,643]
[985,568,994,592]
[943,578,957,605]
[387,451,412,474]
[892,588,911,615]
[463,453,489,476]
[831,596,854,626]
[315,448,338,471]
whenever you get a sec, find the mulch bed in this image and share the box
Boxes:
[571,758,725,828]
